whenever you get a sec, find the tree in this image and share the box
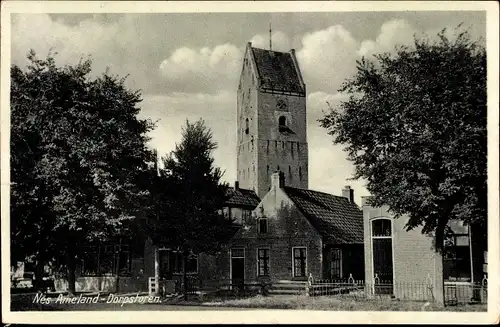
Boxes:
[319,28,486,254]
[10,51,156,294]
[152,119,235,299]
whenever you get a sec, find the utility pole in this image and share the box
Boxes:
[153,148,161,296]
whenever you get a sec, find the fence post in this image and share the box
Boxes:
[373,274,380,297]
[481,274,488,303]
[307,273,314,296]
[425,274,434,302]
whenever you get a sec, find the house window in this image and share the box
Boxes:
[258,218,268,234]
[242,209,252,224]
[223,207,232,219]
[170,252,198,274]
[293,247,307,277]
[330,248,342,279]
[443,232,471,281]
[279,116,286,126]
[257,249,270,276]
[372,219,392,237]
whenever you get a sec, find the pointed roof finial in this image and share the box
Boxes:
[269,20,272,51]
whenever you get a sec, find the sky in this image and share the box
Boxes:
[10,10,486,203]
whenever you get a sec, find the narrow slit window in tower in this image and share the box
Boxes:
[245,118,249,135]
[279,116,286,127]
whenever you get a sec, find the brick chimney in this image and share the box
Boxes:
[235,181,239,190]
[271,171,285,189]
[342,185,355,203]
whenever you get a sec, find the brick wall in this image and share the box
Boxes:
[236,45,309,198]
[255,91,308,198]
[362,199,444,304]
[219,183,323,282]
[237,47,259,193]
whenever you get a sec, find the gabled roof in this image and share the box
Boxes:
[283,187,364,244]
[225,187,260,208]
[250,47,305,94]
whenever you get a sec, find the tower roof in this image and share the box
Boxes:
[250,47,305,94]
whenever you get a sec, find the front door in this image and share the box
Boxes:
[159,249,172,279]
[373,238,394,294]
[231,248,245,291]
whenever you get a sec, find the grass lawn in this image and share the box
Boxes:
[202,295,487,312]
[11,293,487,312]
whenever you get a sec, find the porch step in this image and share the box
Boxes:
[268,288,306,295]
[269,280,307,295]
[271,283,307,290]
[276,280,307,284]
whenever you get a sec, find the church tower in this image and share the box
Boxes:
[237,42,308,198]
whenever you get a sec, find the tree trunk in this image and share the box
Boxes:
[33,257,45,292]
[67,249,76,296]
[116,239,121,293]
[434,217,448,254]
[183,252,188,301]
[154,246,160,296]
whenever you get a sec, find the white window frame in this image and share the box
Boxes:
[256,247,271,277]
[291,246,307,278]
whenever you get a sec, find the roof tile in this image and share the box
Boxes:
[251,47,304,94]
[225,187,260,208]
[284,187,364,244]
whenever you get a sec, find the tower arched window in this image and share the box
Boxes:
[279,116,287,127]
[245,118,249,135]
